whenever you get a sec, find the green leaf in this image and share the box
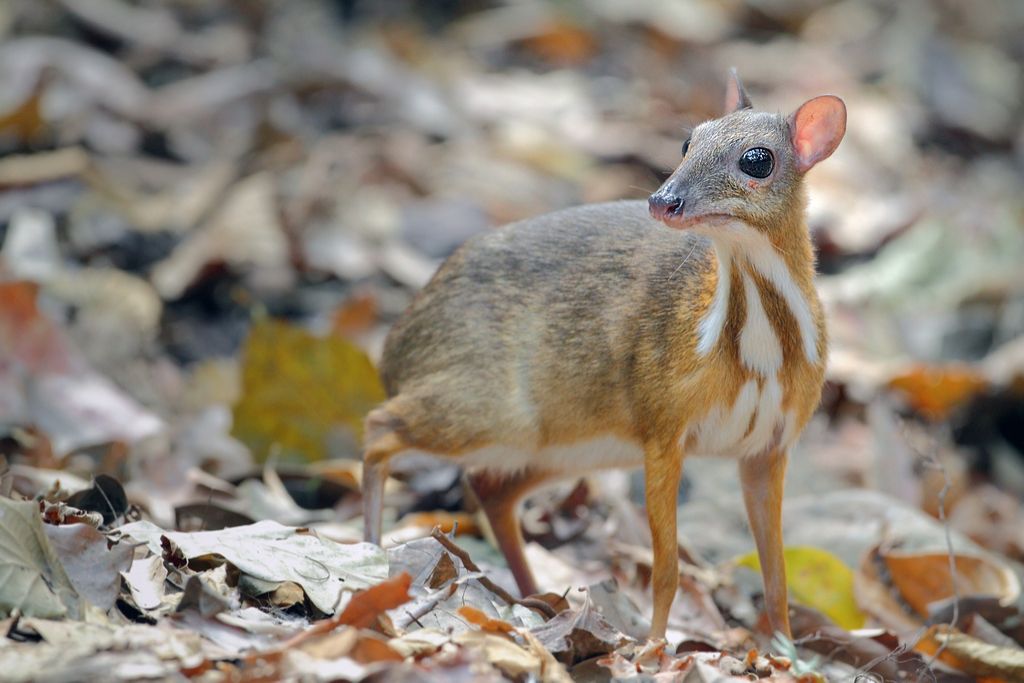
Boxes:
[736,545,866,630]
[232,318,386,462]
[0,498,82,619]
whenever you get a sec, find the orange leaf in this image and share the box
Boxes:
[350,633,404,663]
[888,364,988,421]
[519,21,598,65]
[336,572,412,629]
[0,281,74,373]
[399,511,479,536]
[458,605,516,635]
[330,291,378,338]
[0,87,47,143]
[883,551,1019,617]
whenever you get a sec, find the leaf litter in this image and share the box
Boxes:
[1,0,1024,681]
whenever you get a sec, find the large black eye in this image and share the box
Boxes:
[738,147,773,178]
[681,138,691,157]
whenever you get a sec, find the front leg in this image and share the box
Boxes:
[644,443,684,640]
[738,450,791,638]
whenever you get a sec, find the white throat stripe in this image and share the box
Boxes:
[696,222,818,365]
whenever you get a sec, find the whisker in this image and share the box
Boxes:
[669,240,700,281]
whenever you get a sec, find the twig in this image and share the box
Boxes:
[917,421,959,677]
[429,526,557,619]
[401,582,458,629]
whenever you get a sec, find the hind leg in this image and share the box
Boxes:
[362,391,493,544]
[466,468,553,597]
[361,408,409,545]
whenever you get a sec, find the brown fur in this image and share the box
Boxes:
[362,79,845,641]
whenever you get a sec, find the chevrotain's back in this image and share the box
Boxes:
[380,200,712,407]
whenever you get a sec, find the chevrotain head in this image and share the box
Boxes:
[649,70,846,237]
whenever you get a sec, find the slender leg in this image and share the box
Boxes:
[644,444,684,640]
[466,468,552,598]
[362,427,405,545]
[738,450,791,638]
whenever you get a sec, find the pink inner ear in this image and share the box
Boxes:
[791,96,846,172]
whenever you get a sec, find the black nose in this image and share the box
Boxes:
[648,191,685,221]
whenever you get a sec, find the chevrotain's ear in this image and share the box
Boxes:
[724,68,752,113]
[788,95,846,173]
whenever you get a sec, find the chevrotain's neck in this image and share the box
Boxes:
[701,211,820,367]
[762,212,818,300]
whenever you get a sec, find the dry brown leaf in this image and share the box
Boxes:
[42,522,132,611]
[350,632,404,664]
[453,630,542,679]
[518,21,599,65]
[427,551,458,589]
[458,605,516,635]
[268,581,305,609]
[888,364,989,421]
[0,148,90,186]
[884,551,1020,617]
[917,625,1024,680]
[530,592,628,664]
[857,545,1020,631]
[330,291,379,338]
[399,511,479,536]
[298,626,358,659]
[0,83,46,143]
[0,281,75,374]
[334,572,412,629]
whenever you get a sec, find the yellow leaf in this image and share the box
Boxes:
[736,546,866,630]
[232,318,386,462]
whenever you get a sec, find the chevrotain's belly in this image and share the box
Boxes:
[462,435,645,474]
[683,375,797,458]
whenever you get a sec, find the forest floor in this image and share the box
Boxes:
[2,1,1024,681]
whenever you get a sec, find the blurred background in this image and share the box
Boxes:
[2,0,1024,587]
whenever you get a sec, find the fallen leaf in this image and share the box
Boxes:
[588,579,650,641]
[1,207,61,281]
[349,631,404,663]
[175,503,255,531]
[918,625,1024,680]
[399,511,479,537]
[334,572,412,629]
[232,317,386,462]
[119,519,388,614]
[0,148,90,186]
[459,605,516,634]
[518,21,599,65]
[736,546,866,629]
[120,553,168,612]
[42,523,131,611]
[883,549,1020,616]
[150,172,290,299]
[330,291,379,338]
[856,545,1021,633]
[176,572,231,616]
[427,551,458,589]
[0,498,81,619]
[268,581,305,609]
[888,364,989,421]
[453,630,543,679]
[0,281,76,374]
[788,604,901,681]
[388,628,450,658]
[531,591,628,664]
[64,474,128,525]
